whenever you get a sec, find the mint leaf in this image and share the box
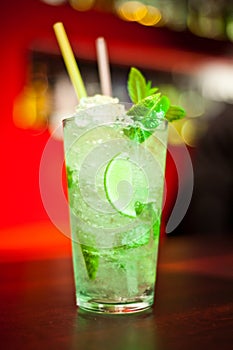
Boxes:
[127,94,170,122]
[81,244,99,280]
[134,201,146,216]
[66,166,75,188]
[165,105,186,122]
[123,94,170,143]
[127,67,147,103]
[127,93,161,119]
[123,126,152,143]
[152,95,170,118]
[146,80,158,96]
[127,67,158,103]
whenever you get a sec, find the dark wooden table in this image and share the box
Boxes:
[0,231,232,350]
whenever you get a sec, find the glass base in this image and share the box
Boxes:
[77,297,153,314]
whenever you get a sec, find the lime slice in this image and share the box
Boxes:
[104,152,149,217]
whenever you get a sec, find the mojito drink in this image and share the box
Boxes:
[52,21,186,314]
[63,102,168,313]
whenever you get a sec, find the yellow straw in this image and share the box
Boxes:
[53,22,87,100]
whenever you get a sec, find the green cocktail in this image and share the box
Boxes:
[62,68,185,314]
[63,107,167,313]
[52,24,185,313]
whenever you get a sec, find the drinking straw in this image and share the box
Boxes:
[53,22,87,100]
[96,37,112,96]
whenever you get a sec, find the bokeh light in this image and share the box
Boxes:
[226,15,233,41]
[179,90,205,118]
[168,119,185,146]
[138,5,161,26]
[181,119,198,147]
[115,1,162,26]
[116,1,147,22]
[69,0,95,11]
[13,75,51,130]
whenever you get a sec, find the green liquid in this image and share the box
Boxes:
[72,232,159,313]
[63,111,167,313]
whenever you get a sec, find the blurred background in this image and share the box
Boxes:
[1,0,233,257]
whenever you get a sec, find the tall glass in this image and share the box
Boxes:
[62,103,168,314]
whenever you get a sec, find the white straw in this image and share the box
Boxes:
[96,37,112,96]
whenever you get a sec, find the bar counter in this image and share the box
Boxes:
[0,223,232,350]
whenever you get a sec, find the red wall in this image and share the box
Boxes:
[0,0,177,229]
[0,0,206,230]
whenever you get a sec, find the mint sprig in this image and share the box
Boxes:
[124,94,171,143]
[125,67,186,143]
